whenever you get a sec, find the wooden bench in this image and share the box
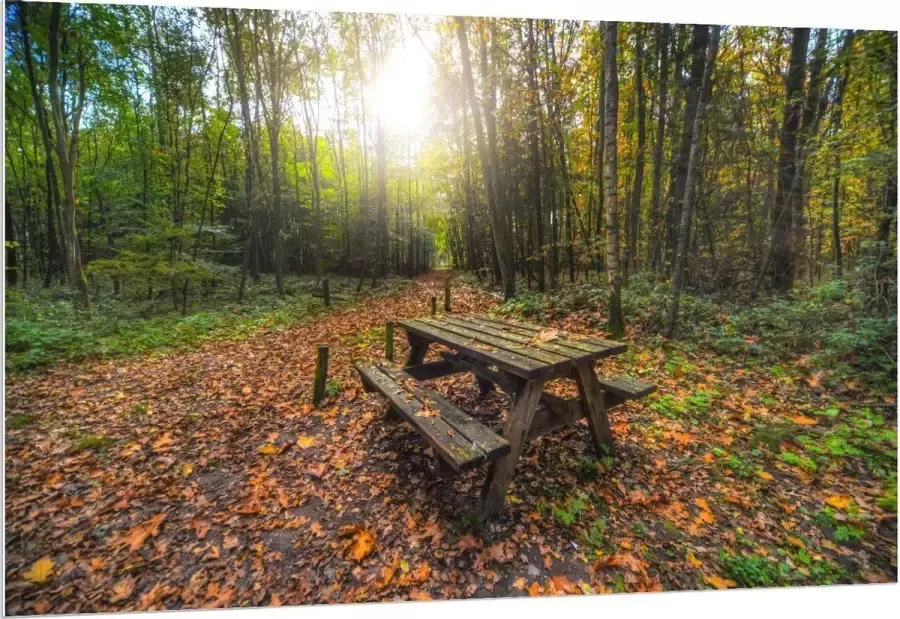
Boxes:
[354,361,511,474]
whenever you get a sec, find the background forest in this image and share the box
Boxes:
[3,2,897,384]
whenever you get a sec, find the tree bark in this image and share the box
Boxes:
[455,16,515,299]
[649,24,670,272]
[768,28,810,293]
[603,22,625,338]
[666,26,722,337]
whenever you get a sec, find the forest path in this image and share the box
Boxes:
[4,274,896,613]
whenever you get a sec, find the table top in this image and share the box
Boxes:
[397,314,626,379]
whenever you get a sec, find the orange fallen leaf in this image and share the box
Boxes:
[551,574,577,594]
[241,386,252,395]
[686,552,702,568]
[512,577,526,591]
[109,578,135,603]
[694,498,711,512]
[381,566,395,586]
[790,415,818,426]
[758,471,774,481]
[257,444,278,455]
[23,557,54,584]
[348,529,376,562]
[786,536,805,549]
[413,562,430,582]
[409,589,431,601]
[825,495,853,511]
[704,575,737,590]
[526,582,542,597]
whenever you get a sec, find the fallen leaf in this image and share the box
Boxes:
[456,534,481,551]
[526,582,541,597]
[257,444,278,455]
[694,498,711,512]
[825,495,853,511]
[348,529,376,562]
[512,577,526,591]
[790,415,818,426]
[551,574,577,594]
[786,536,805,549]
[241,386,252,395]
[23,557,54,584]
[704,575,737,590]
[686,552,702,568]
[296,435,315,449]
[409,589,431,601]
[758,471,774,481]
[413,562,430,582]
[109,578,135,603]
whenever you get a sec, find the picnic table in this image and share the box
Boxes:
[354,314,654,519]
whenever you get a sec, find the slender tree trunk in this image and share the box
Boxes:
[667,27,721,337]
[627,24,647,279]
[769,28,810,293]
[455,16,515,299]
[47,4,89,309]
[830,30,855,277]
[604,22,625,338]
[649,24,670,272]
[527,19,546,292]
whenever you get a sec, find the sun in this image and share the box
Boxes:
[369,42,431,136]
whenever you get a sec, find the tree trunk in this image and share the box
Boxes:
[526,19,546,292]
[603,22,625,338]
[627,24,647,279]
[830,30,855,277]
[666,27,721,337]
[768,28,810,293]
[455,16,515,299]
[649,24,670,272]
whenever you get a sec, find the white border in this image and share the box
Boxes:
[3,1,898,619]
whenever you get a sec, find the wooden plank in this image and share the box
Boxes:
[422,318,573,367]
[377,363,510,461]
[421,317,572,366]
[480,377,546,520]
[354,363,485,471]
[443,315,597,361]
[439,351,523,396]
[596,374,656,399]
[398,319,549,378]
[470,315,627,356]
[573,364,614,456]
[402,359,464,381]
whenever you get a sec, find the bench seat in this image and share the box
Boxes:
[354,362,510,473]
[596,374,656,400]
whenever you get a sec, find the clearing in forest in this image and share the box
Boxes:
[4,273,896,614]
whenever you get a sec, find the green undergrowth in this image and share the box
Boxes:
[5,274,414,373]
[489,272,896,392]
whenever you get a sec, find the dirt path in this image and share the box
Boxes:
[4,273,896,613]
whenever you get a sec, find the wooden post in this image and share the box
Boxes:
[431,296,437,316]
[313,346,329,406]
[323,278,331,307]
[385,321,394,361]
[444,278,451,312]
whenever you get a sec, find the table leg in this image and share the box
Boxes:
[479,377,545,519]
[573,363,614,456]
[475,375,495,395]
[405,332,430,367]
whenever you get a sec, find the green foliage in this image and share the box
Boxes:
[70,435,116,453]
[552,491,590,526]
[5,275,407,372]
[580,518,607,552]
[325,379,342,397]
[719,551,790,587]
[8,415,31,428]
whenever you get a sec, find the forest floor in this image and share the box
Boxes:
[4,271,897,614]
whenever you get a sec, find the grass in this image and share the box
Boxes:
[70,435,117,453]
[5,274,414,373]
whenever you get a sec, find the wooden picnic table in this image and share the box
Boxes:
[394,314,651,519]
